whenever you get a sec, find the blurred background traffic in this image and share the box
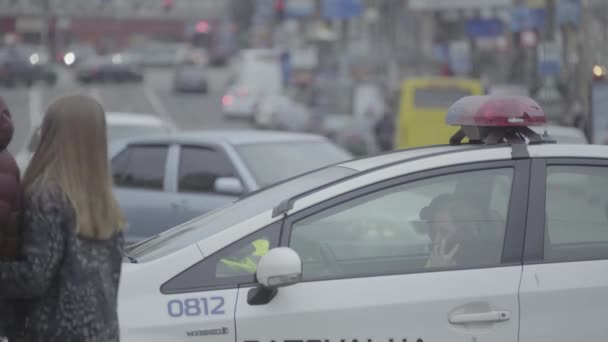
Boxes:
[0,0,605,242]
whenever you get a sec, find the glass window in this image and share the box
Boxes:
[115,145,168,190]
[161,222,281,294]
[414,88,472,108]
[545,166,608,262]
[128,166,356,262]
[111,148,130,184]
[236,141,352,187]
[289,168,513,281]
[178,146,236,193]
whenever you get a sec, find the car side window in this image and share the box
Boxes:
[112,145,168,190]
[544,165,608,262]
[161,222,281,294]
[178,146,237,193]
[111,148,130,184]
[289,168,514,281]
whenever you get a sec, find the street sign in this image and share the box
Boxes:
[449,40,472,76]
[322,0,363,19]
[526,0,547,8]
[465,18,503,38]
[286,0,315,18]
[510,6,547,32]
[253,0,275,25]
[557,0,581,26]
[538,41,561,77]
[409,0,512,10]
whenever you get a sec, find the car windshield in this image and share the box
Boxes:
[107,124,168,142]
[128,165,357,262]
[236,141,354,187]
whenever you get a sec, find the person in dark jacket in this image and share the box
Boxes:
[0,96,22,340]
[0,96,20,258]
[0,95,126,341]
[373,111,395,152]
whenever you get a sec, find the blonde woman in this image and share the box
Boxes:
[0,95,125,341]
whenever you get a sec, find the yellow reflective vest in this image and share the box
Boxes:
[219,239,270,274]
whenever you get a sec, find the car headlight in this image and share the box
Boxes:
[64,52,76,65]
[29,53,39,65]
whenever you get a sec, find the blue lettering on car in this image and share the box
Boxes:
[167,296,226,318]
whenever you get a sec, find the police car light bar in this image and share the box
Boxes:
[446,95,546,127]
[445,95,550,146]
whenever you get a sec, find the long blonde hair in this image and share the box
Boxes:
[23,95,125,239]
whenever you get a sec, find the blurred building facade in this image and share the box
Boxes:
[0,0,228,55]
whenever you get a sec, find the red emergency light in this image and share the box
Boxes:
[222,95,234,107]
[196,21,209,33]
[446,95,546,127]
[445,95,549,145]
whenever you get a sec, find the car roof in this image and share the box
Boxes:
[530,125,588,143]
[275,142,608,216]
[118,130,330,146]
[105,112,165,127]
[339,142,608,174]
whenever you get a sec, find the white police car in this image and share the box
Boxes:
[118,95,608,342]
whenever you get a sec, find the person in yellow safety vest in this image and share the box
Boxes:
[219,239,270,275]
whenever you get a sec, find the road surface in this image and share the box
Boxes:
[5,65,252,155]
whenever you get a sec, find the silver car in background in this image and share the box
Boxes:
[15,112,174,172]
[109,130,353,244]
[173,62,209,94]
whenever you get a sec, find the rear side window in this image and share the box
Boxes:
[544,165,608,262]
[112,145,168,190]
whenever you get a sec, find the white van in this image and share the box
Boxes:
[222,50,283,119]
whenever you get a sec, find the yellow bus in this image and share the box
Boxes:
[395,77,484,149]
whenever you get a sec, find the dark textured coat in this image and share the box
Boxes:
[0,96,21,259]
[0,96,22,339]
[0,186,124,341]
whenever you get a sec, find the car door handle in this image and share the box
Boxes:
[448,311,511,324]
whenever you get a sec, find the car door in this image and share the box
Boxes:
[112,143,176,244]
[155,221,282,341]
[168,144,246,225]
[235,160,530,342]
[520,158,608,342]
